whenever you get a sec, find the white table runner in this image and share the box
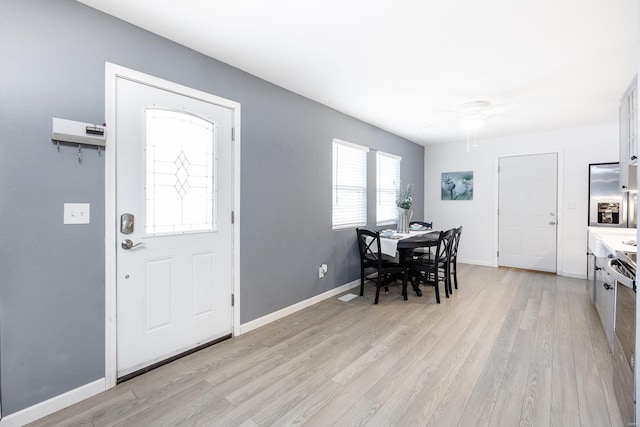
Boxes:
[365,230,433,257]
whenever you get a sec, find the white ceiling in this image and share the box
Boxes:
[78,0,638,145]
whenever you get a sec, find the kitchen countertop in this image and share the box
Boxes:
[588,227,637,255]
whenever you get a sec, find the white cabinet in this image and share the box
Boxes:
[620,76,638,192]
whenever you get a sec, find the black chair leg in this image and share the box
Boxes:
[444,272,449,299]
[360,267,365,296]
[434,279,440,304]
[374,275,381,304]
[402,270,408,301]
[453,264,458,290]
[377,274,387,293]
[411,273,420,297]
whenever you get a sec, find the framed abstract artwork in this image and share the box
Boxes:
[441,171,473,200]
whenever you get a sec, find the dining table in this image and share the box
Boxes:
[380,229,440,296]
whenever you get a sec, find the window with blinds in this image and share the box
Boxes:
[376,151,401,225]
[332,139,368,229]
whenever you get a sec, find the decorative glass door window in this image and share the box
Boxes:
[145,108,216,235]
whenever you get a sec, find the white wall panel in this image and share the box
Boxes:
[145,258,174,331]
[192,252,215,317]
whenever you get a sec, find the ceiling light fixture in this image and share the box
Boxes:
[460,114,485,152]
[460,117,485,130]
[465,128,479,153]
[459,101,490,152]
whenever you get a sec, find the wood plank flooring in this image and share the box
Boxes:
[29,264,624,426]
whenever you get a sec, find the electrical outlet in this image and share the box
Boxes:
[319,264,328,278]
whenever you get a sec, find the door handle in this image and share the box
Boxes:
[549,221,557,225]
[121,239,145,250]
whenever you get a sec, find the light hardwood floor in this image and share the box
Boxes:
[29,264,624,426]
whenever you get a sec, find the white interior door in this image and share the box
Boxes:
[116,76,233,378]
[498,153,558,272]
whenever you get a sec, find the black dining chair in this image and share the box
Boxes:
[441,228,457,297]
[448,226,463,292]
[430,227,457,296]
[411,221,433,258]
[411,228,454,303]
[356,228,409,304]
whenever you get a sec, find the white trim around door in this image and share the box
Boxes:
[104,62,241,389]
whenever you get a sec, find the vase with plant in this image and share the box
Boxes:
[396,183,414,233]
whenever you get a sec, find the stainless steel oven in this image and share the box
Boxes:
[611,251,636,426]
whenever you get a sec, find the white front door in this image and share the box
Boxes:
[115,76,234,378]
[498,153,558,272]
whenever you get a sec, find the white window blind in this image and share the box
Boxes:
[332,139,368,229]
[376,151,401,225]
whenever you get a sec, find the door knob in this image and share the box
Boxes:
[121,239,145,250]
[549,221,557,225]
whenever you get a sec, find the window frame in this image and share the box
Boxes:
[376,151,402,226]
[332,138,369,230]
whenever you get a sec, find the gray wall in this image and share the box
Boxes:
[0,0,424,415]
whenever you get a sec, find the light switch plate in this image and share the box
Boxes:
[64,203,90,224]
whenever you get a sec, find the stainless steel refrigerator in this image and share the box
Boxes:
[588,162,636,228]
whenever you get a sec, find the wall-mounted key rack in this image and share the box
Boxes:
[52,117,106,162]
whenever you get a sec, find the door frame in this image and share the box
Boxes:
[104,62,241,389]
[494,149,564,274]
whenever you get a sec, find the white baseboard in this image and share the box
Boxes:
[239,279,360,335]
[558,271,587,280]
[0,378,105,427]
[458,258,496,267]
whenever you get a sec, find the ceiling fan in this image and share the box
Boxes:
[421,100,522,129]
[419,100,522,150]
